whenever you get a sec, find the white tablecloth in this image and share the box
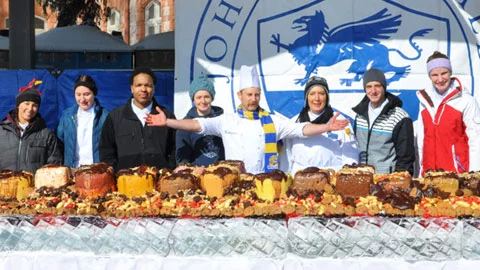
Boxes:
[1,252,480,270]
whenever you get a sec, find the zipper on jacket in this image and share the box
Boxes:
[363,117,374,164]
[16,137,23,170]
[72,114,78,126]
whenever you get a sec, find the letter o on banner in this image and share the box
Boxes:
[204,36,227,62]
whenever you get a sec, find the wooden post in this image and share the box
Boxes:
[9,0,35,69]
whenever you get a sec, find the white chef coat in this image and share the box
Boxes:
[196,113,307,174]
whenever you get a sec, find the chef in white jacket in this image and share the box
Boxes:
[280,76,359,176]
[145,66,349,174]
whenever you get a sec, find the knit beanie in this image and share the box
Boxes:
[362,68,387,90]
[304,76,329,97]
[74,75,98,96]
[16,79,42,107]
[189,73,215,100]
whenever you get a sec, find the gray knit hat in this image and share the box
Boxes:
[363,68,387,90]
[189,74,215,100]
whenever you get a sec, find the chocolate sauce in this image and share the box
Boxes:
[422,186,450,199]
[370,184,418,210]
[76,162,113,176]
[255,170,287,182]
[210,167,234,177]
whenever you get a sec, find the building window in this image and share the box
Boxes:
[145,1,161,36]
[6,16,46,35]
[107,8,121,33]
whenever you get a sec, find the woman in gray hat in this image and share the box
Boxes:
[280,76,359,175]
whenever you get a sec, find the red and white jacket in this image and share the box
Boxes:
[416,78,480,175]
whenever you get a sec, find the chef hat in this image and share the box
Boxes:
[239,65,261,91]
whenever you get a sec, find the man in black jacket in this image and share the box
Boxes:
[99,67,176,172]
[352,68,415,175]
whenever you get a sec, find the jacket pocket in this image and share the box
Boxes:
[115,132,137,156]
[116,132,135,142]
[27,140,47,163]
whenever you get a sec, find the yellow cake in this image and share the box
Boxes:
[201,166,238,198]
[0,170,33,200]
[116,165,158,197]
[424,171,459,195]
[255,170,291,201]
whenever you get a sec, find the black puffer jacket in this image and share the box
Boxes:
[99,98,176,172]
[0,110,63,173]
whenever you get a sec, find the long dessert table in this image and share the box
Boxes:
[0,215,480,269]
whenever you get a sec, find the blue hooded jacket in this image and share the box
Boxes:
[56,99,109,167]
[176,105,225,166]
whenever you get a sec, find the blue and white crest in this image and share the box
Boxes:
[267,8,431,87]
[179,0,480,121]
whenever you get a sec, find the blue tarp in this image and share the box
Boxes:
[0,70,174,131]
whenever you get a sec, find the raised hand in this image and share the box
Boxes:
[145,106,167,126]
[327,112,349,131]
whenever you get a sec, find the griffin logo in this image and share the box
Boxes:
[270,8,432,87]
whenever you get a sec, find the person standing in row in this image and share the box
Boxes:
[176,74,225,166]
[352,68,415,175]
[416,51,480,175]
[0,79,62,173]
[281,76,359,175]
[57,75,109,168]
[99,67,177,172]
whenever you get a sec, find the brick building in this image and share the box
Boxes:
[0,0,175,45]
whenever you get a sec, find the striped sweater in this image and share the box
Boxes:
[352,92,415,174]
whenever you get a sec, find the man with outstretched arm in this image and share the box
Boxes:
[146,66,349,174]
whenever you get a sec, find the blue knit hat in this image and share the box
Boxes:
[189,74,215,101]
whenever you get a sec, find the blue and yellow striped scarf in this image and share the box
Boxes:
[236,106,278,172]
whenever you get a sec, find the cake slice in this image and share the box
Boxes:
[335,165,374,198]
[75,162,116,199]
[116,165,158,197]
[255,169,290,201]
[157,171,200,195]
[201,166,238,198]
[374,171,412,191]
[290,167,333,196]
[0,170,33,200]
[34,164,71,189]
[423,170,459,195]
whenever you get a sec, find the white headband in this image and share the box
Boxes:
[427,58,452,74]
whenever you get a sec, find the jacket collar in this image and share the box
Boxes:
[1,109,47,135]
[123,97,161,120]
[417,77,463,108]
[185,105,224,118]
[352,91,403,118]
